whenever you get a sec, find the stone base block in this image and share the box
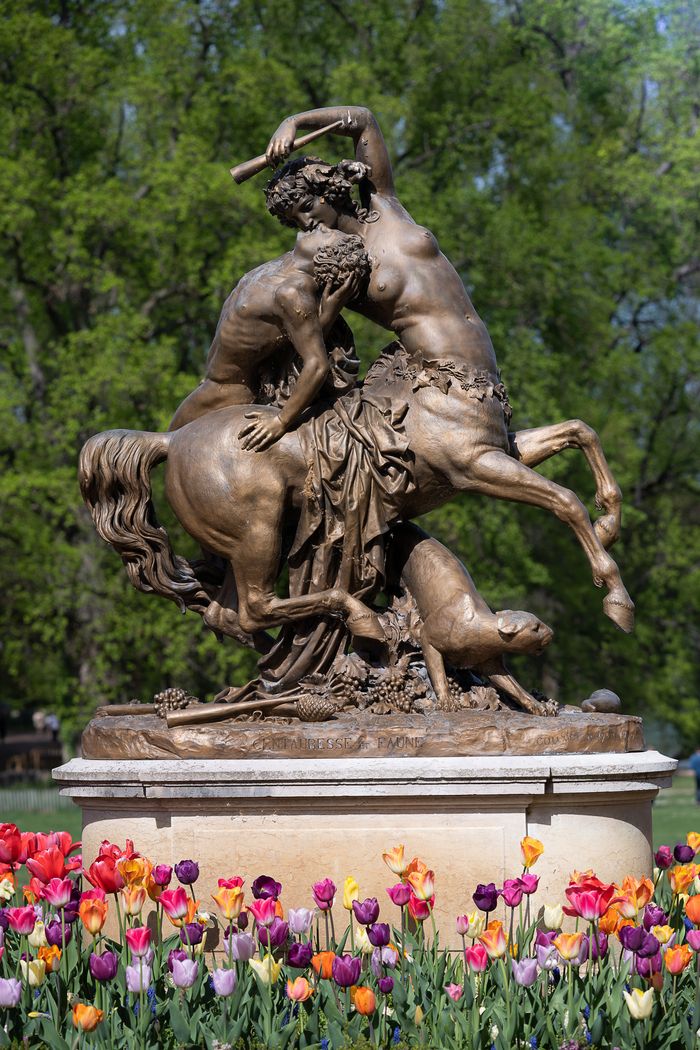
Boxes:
[54,751,675,947]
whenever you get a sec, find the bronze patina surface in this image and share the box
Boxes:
[82,709,644,761]
[77,106,636,728]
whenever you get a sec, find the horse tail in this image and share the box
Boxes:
[78,428,209,613]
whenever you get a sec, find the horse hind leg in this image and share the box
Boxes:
[467,448,634,633]
[202,564,274,654]
[509,420,622,548]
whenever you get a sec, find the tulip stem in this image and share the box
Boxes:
[329,908,337,949]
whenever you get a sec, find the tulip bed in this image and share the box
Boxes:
[1,827,700,1048]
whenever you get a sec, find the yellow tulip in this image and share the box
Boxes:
[249,955,281,985]
[28,921,48,949]
[520,836,544,869]
[542,904,563,931]
[651,924,675,945]
[20,959,46,988]
[623,987,654,1020]
[0,878,15,903]
[342,876,360,911]
[355,925,373,954]
[382,845,406,877]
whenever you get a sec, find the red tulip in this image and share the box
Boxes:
[84,856,124,895]
[408,893,433,923]
[18,833,38,865]
[125,926,152,958]
[0,825,22,868]
[464,943,489,972]
[25,847,69,884]
[36,832,81,857]
[159,887,190,922]
[248,898,277,928]
[41,878,73,908]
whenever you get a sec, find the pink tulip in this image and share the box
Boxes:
[311,879,336,912]
[464,943,489,972]
[563,880,616,922]
[41,878,73,909]
[248,898,277,928]
[386,884,411,908]
[687,929,700,952]
[501,878,524,908]
[6,906,37,935]
[125,926,152,958]
[159,887,189,921]
[520,873,539,895]
[445,982,463,1001]
[456,914,470,936]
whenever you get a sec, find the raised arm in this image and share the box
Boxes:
[266,106,396,197]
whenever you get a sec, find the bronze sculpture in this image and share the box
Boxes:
[79,106,634,725]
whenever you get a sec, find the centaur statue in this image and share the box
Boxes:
[79,107,633,723]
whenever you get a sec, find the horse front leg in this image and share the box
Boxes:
[509,420,622,548]
[464,448,634,633]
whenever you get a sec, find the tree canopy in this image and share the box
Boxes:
[1,0,698,746]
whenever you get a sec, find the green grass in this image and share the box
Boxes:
[2,775,697,868]
[653,772,699,849]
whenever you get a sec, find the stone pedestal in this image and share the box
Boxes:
[54,749,675,946]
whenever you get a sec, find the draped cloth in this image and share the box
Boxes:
[258,384,415,691]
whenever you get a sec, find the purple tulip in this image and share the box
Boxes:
[288,908,314,936]
[643,904,668,931]
[501,878,525,908]
[288,940,314,968]
[125,962,152,993]
[45,920,71,948]
[332,954,362,987]
[573,935,589,967]
[352,898,380,926]
[224,930,255,962]
[237,911,249,930]
[367,922,390,948]
[371,945,399,976]
[89,949,118,981]
[311,879,336,911]
[0,912,9,932]
[636,951,662,978]
[152,865,173,887]
[251,875,282,901]
[674,843,695,864]
[536,943,559,970]
[174,860,199,885]
[0,978,22,1007]
[211,966,237,996]
[535,929,557,947]
[473,883,499,914]
[511,957,538,987]
[654,846,673,870]
[171,957,199,989]
[590,932,608,961]
[637,932,661,959]
[378,976,394,994]
[258,917,289,949]
[180,922,203,946]
[687,929,700,951]
[167,949,188,973]
[619,925,645,953]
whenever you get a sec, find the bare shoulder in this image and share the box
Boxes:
[273,274,317,317]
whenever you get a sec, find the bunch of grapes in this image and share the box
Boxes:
[153,687,197,720]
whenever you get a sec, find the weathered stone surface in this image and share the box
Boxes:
[81,706,645,761]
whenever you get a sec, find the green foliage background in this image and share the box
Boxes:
[0,0,697,745]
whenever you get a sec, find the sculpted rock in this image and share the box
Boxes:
[581,689,622,714]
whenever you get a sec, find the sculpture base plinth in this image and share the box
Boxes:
[54,749,675,947]
[81,707,645,760]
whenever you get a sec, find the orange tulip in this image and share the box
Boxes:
[146,873,164,903]
[118,856,152,888]
[478,925,507,960]
[311,951,336,979]
[79,897,108,935]
[38,945,61,973]
[569,869,597,886]
[407,869,435,901]
[686,895,700,927]
[668,864,699,895]
[354,986,376,1015]
[286,977,313,1001]
[212,886,245,920]
[382,846,406,877]
[598,905,622,936]
[554,933,584,961]
[72,1004,104,1032]
[687,833,700,854]
[620,875,653,913]
[520,836,544,869]
[664,944,693,975]
[404,857,428,881]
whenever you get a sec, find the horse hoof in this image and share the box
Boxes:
[603,594,635,633]
[347,610,385,643]
[594,514,619,549]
